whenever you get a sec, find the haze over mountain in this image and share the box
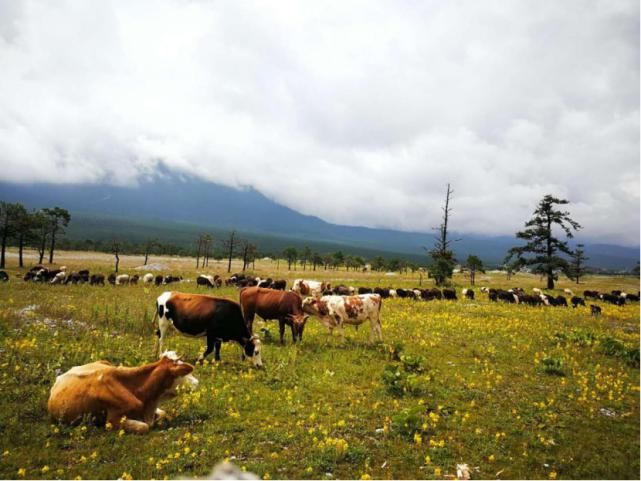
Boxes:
[1,179,638,270]
[0,1,639,248]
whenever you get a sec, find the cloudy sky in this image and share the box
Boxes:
[0,0,639,245]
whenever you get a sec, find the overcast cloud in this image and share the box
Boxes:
[0,0,638,245]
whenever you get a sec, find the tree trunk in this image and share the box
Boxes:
[18,234,24,268]
[0,232,6,269]
[39,231,46,264]
[144,252,149,265]
[115,253,120,273]
[48,225,57,264]
[546,213,554,289]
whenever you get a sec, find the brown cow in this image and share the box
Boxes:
[48,352,198,434]
[240,287,309,344]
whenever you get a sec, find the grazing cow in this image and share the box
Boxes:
[332,285,355,296]
[50,271,67,284]
[257,278,272,288]
[492,289,518,303]
[563,288,574,296]
[519,294,542,306]
[511,287,526,296]
[601,293,625,306]
[116,274,130,286]
[302,294,383,342]
[155,275,164,286]
[373,287,390,299]
[396,288,409,298]
[292,279,330,298]
[461,288,474,300]
[611,290,622,296]
[108,273,117,285]
[442,288,457,300]
[532,288,543,295]
[590,304,602,316]
[427,288,442,300]
[270,279,286,290]
[129,275,140,285]
[90,274,105,286]
[583,290,600,299]
[358,287,373,295]
[480,287,489,294]
[48,352,198,434]
[553,295,568,307]
[238,278,258,288]
[154,292,263,367]
[0,270,8,282]
[143,273,154,284]
[239,287,309,344]
[197,275,216,288]
[626,294,639,302]
[570,296,585,308]
[164,275,182,284]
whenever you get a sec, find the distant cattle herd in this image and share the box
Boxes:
[2,263,637,435]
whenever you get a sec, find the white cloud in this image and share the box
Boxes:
[0,0,638,245]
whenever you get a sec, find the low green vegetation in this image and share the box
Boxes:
[0,254,638,479]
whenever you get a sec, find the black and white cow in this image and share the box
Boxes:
[153,292,262,367]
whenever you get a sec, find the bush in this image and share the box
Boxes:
[541,357,565,376]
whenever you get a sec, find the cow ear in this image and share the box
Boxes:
[171,363,194,376]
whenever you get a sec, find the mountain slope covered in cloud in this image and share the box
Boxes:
[0,1,638,245]
[1,179,637,270]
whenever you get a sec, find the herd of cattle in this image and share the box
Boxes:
[3,264,633,435]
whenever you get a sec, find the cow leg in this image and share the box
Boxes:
[278,320,286,345]
[214,339,222,361]
[199,332,217,363]
[154,312,171,358]
[106,411,149,434]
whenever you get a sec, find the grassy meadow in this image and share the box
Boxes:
[0,250,639,480]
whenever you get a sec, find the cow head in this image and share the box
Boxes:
[242,337,263,368]
[159,351,198,399]
[289,313,309,340]
[302,297,328,317]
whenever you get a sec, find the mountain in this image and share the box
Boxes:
[1,178,638,269]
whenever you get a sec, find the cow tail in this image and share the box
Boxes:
[152,301,159,325]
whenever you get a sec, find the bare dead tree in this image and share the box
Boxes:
[144,239,158,266]
[112,240,121,273]
[423,183,460,285]
[222,231,238,273]
[203,234,213,267]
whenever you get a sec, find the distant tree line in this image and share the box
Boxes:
[0,202,70,268]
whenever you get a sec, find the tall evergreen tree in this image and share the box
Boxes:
[506,195,581,289]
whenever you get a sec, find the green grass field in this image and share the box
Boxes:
[0,251,639,480]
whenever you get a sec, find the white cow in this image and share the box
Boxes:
[143,273,155,284]
[302,294,383,342]
[115,274,130,285]
[291,279,331,298]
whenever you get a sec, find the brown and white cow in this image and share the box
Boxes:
[239,287,309,344]
[302,294,383,342]
[154,292,263,367]
[292,279,331,298]
[48,351,198,434]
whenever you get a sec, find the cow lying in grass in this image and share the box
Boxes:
[48,352,198,434]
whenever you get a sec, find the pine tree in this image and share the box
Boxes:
[506,195,581,289]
